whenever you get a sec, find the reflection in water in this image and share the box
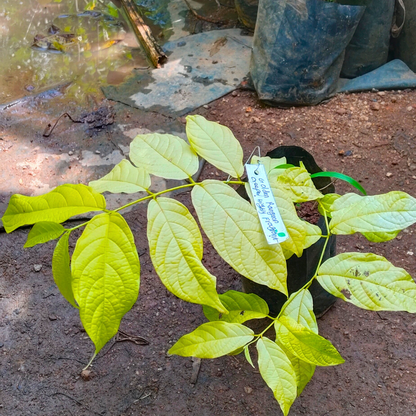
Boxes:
[0,0,148,105]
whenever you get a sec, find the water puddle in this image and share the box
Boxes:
[0,0,148,105]
[0,0,237,106]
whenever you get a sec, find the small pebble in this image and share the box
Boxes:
[203,105,209,109]
[244,386,253,394]
[231,91,238,97]
[370,103,380,111]
[95,150,100,154]
[407,251,414,256]
[336,108,347,115]
[68,151,74,156]
[81,369,92,381]
[386,172,393,178]
[33,264,42,272]
[48,315,57,321]
[377,91,386,96]
[212,60,218,64]
[407,106,413,112]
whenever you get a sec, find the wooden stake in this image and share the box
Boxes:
[120,0,167,68]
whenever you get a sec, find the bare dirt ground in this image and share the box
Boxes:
[1,88,416,416]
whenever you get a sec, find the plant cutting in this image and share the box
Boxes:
[2,115,416,415]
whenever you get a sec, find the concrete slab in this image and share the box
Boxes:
[103,29,253,116]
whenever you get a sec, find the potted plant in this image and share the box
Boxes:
[2,115,416,415]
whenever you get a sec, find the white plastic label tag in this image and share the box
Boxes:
[245,163,289,245]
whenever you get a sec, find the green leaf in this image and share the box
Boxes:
[317,193,341,218]
[311,171,367,195]
[24,221,66,248]
[302,221,322,249]
[251,156,287,175]
[130,133,199,180]
[52,232,78,308]
[2,184,106,233]
[361,230,401,243]
[280,289,318,333]
[89,160,150,194]
[269,180,307,257]
[257,338,297,416]
[317,252,416,312]
[72,212,140,354]
[186,115,244,178]
[147,198,226,313]
[280,289,317,395]
[192,181,287,294]
[203,290,269,323]
[244,345,255,368]
[274,163,324,203]
[275,316,344,366]
[329,191,416,235]
[168,322,254,358]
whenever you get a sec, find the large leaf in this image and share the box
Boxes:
[280,289,318,333]
[257,338,297,416]
[24,221,66,248]
[52,232,77,308]
[72,212,140,354]
[269,180,307,257]
[89,159,151,194]
[192,181,287,294]
[186,115,244,178]
[317,252,416,312]
[362,230,401,243]
[329,191,416,235]
[147,197,226,313]
[274,163,323,203]
[280,290,317,395]
[130,133,199,180]
[168,321,254,358]
[2,184,106,233]
[203,290,269,324]
[275,316,344,366]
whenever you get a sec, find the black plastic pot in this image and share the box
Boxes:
[240,146,337,317]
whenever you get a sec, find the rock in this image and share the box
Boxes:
[391,97,397,103]
[245,107,252,113]
[386,172,393,178]
[370,103,380,111]
[95,150,101,154]
[48,315,57,321]
[231,91,238,97]
[203,104,209,109]
[244,386,253,394]
[407,106,413,112]
[377,91,386,96]
[33,264,42,272]
[68,151,74,156]
[251,117,260,123]
[336,108,347,115]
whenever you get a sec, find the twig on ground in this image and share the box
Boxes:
[43,113,82,137]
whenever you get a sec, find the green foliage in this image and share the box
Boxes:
[2,115,416,415]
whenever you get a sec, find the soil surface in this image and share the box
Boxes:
[1,86,416,416]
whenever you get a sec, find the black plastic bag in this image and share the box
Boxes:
[240,146,337,317]
[395,0,416,72]
[250,0,364,106]
[337,0,395,78]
